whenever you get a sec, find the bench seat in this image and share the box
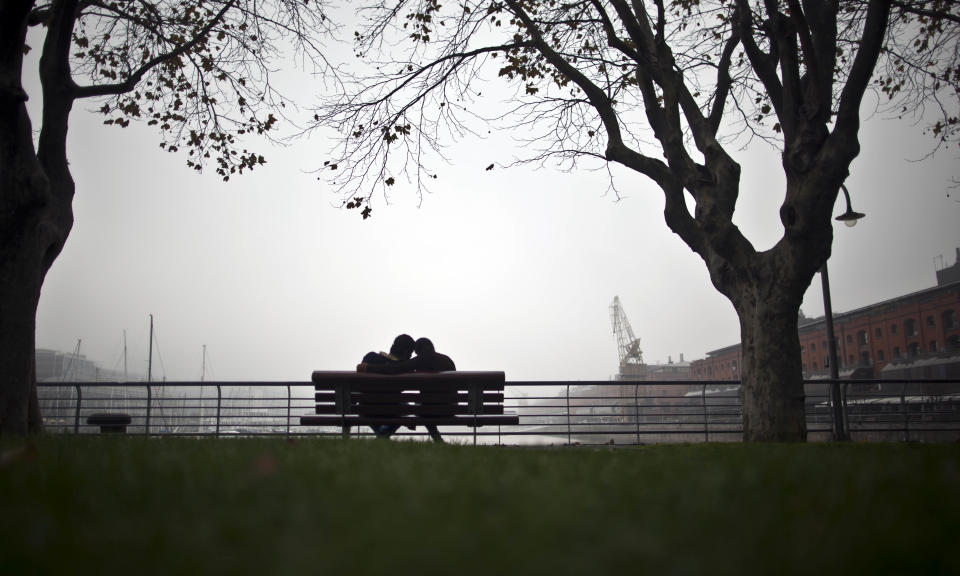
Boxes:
[300,370,518,439]
[299,414,521,427]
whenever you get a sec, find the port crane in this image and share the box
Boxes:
[610,296,647,379]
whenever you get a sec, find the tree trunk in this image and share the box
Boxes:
[0,240,45,435]
[734,289,808,442]
[1,0,76,435]
[0,0,48,435]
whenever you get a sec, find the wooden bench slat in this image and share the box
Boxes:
[312,370,505,385]
[353,405,505,416]
[317,383,504,394]
[312,404,506,416]
[314,392,505,403]
[300,414,519,427]
[314,392,504,404]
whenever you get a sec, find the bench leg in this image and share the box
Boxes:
[427,425,444,444]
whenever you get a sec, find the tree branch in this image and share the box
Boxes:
[835,0,892,137]
[708,20,742,134]
[71,0,237,99]
[346,41,533,116]
[891,0,960,25]
[505,0,672,185]
[737,0,785,120]
[768,0,804,137]
[786,1,818,80]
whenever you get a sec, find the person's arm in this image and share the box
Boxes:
[364,356,422,374]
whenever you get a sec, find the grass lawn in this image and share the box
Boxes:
[1,437,957,575]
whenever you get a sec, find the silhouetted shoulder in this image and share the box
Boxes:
[362,351,394,365]
[433,353,455,371]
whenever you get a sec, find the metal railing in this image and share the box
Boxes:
[36,378,960,444]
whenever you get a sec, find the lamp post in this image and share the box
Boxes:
[822,184,864,441]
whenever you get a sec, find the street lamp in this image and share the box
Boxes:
[822,183,865,441]
[835,184,866,228]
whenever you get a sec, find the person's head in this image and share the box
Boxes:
[390,334,416,359]
[414,337,435,356]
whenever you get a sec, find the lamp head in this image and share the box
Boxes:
[836,210,865,227]
[836,184,865,227]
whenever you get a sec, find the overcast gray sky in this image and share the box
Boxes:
[26,27,960,383]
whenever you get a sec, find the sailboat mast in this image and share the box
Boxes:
[201,344,207,383]
[123,330,128,381]
[147,314,154,383]
[63,339,82,381]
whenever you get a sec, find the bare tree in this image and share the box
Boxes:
[0,0,333,434]
[316,0,958,441]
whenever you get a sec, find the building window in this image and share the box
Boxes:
[905,318,918,337]
[927,315,936,327]
[860,351,871,366]
[811,342,816,351]
[891,323,898,335]
[877,350,885,362]
[846,334,853,344]
[930,341,938,353]
[875,327,883,338]
[812,361,818,370]
[908,342,920,357]
[802,363,807,372]
[801,345,805,356]
[944,310,958,330]
[857,330,868,345]
[948,335,960,351]
[848,354,855,365]
[893,346,901,358]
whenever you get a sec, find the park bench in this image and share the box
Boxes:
[299,370,518,442]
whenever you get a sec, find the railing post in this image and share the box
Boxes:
[566,383,572,446]
[145,384,152,436]
[841,381,850,437]
[74,384,82,434]
[901,382,909,442]
[216,384,222,437]
[286,384,292,438]
[702,383,709,442]
[634,383,640,446]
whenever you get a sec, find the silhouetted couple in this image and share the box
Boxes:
[358,334,455,442]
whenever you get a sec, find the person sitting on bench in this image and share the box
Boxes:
[358,334,415,435]
[359,337,455,442]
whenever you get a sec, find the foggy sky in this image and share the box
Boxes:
[25,31,960,383]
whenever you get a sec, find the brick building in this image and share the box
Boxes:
[691,343,742,381]
[691,274,960,381]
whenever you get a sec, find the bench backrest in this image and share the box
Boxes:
[311,371,506,417]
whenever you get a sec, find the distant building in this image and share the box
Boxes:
[35,348,133,382]
[599,354,697,417]
[799,281,960,380]
[937,247,960,287]
[36,348,99,382]
[691,265,960,381]
[691,344,742,381]
[644,355,693,381]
